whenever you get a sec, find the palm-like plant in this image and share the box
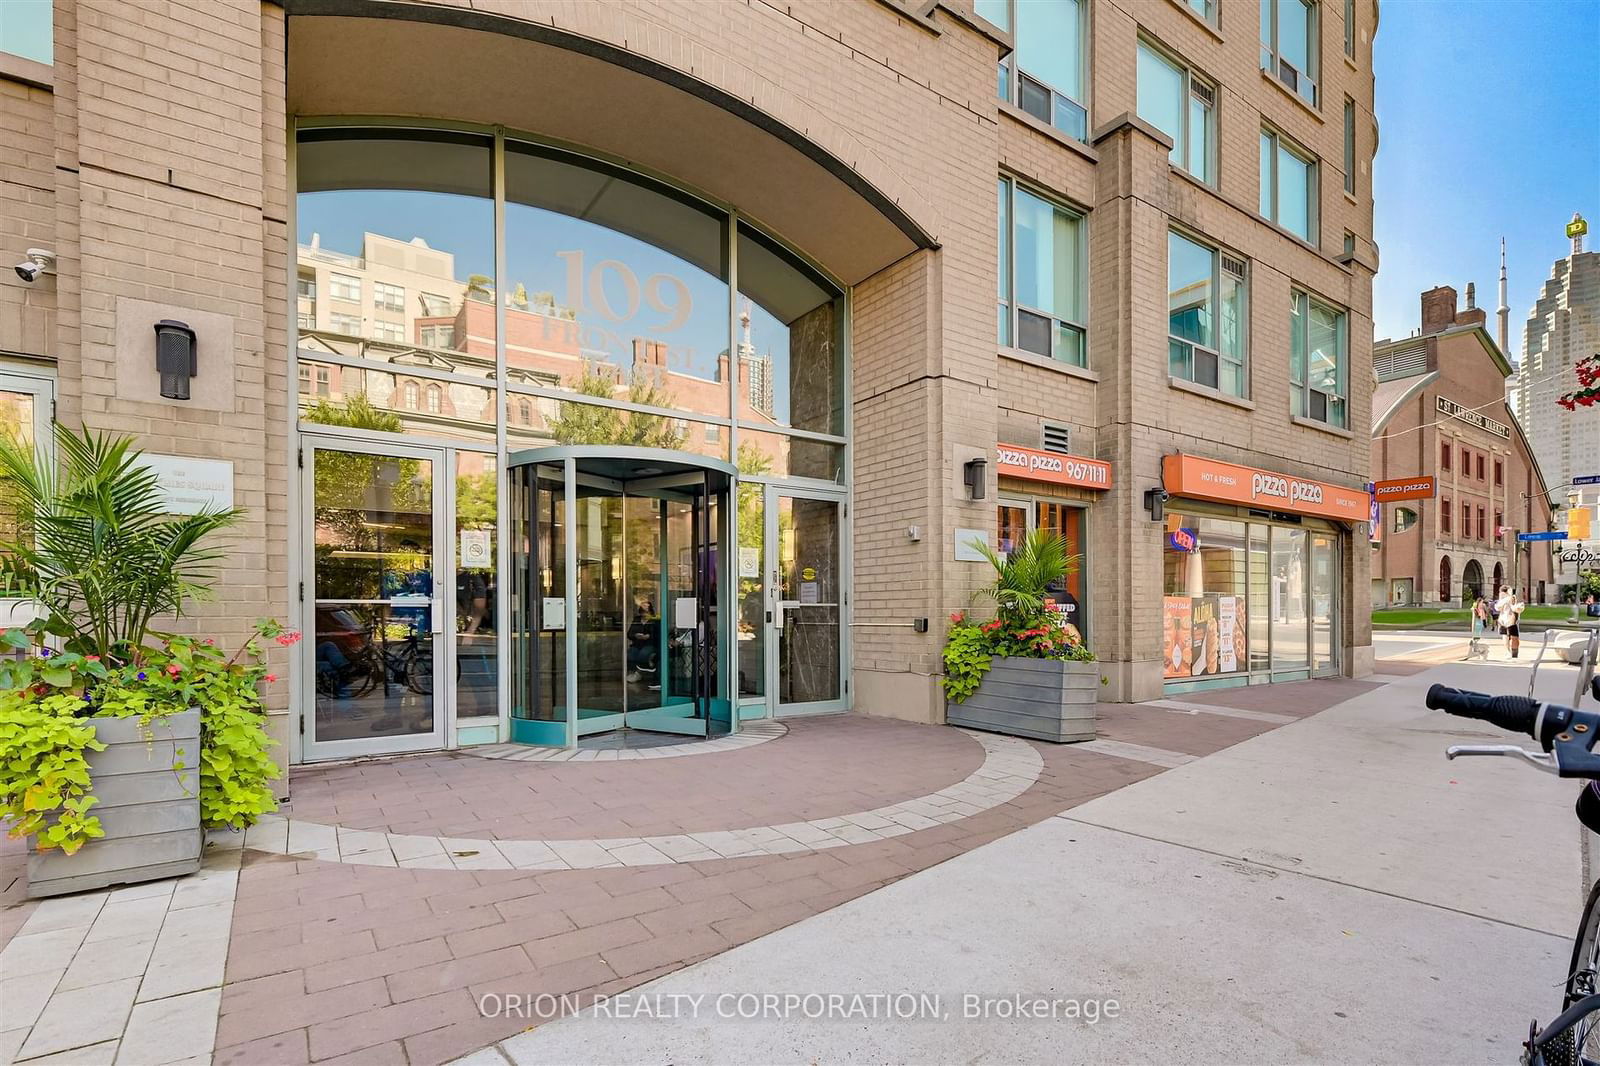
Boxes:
[973,528,1076,622]
[0,425,241,663]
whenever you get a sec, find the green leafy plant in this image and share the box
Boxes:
[0,622,287,850]
[0,424,242,664]
[941,529,1095,704]
[0,686,106,854]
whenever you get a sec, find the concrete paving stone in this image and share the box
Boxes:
[491,841,567,870]
[388,834,447,862]
[213,1029,310,1066]
[82,897,169,945]
[524,918,652,970]
[638,894,752,938]
[56,932,156,993]
[0,1029,25,1065]
[335,828,391,859]
[400,854,460,870]
[17,894,107,935]
[242,818,288,853]
[115,987,221,1065]
[17,1037,119,1065]
[386,946,531,1004]
[224,929,378,983]
[444,911,574,960]
[17,975,140,1059]
[442,841,512,871]
[343,850,399,868]
[604,842,676,866]
[563,887,676,929]
[307,990,479,1061]
[105,880,177,904]
[0,928,88,980]
[286,821,338,856]
[304,937,452,993]
[309,1039,407,1066]
[599,926,728,981]
[403,1016,530,1066]
[545,841,615,868]
[214,978,389,1049]
[167,871,238,912]
[0,967,63,1033]
[140,917,232,1003]
[374,906,506,951]
[446,1046,512,1066]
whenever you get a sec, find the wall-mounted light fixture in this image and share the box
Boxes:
[963,457,988,501]
[153,320,197,400]
[1143,487,1169,522]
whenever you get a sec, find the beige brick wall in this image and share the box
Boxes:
[1,0,1378,748]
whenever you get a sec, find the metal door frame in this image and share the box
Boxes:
[299,434,450,760]
[764,483,848,717]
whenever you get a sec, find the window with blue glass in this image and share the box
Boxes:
[978,0,1088,143]
[997,177,1087,367]
[0,0,52,66]
[1260,127,1319,243]
[1168,231,1247,396]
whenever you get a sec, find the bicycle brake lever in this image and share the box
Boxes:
[1446,744,1559,773]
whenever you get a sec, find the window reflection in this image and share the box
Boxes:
[505,144,730,423]
[737,225,844,437]
[295,130,496,394]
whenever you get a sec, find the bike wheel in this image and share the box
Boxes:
[1551,880,1600,1065]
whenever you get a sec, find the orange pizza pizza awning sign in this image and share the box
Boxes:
[1161,454,1369,523]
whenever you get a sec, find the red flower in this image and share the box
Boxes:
[264,673,278,683]
[166,663,181,676]
[949,612,965,624]
[275,631,303,647]
[85,655,99,662]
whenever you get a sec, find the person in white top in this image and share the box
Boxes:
[1493,585,1526,658]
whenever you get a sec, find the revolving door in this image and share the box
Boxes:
[508,447,734,747]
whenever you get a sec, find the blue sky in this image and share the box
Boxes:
[1372,0,1600,356]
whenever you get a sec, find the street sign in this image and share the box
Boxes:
[1518,531,1569,542]
[1573,474,1600,486]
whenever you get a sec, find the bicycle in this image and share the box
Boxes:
[1428,627,1600,1065]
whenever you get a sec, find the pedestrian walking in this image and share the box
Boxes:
[1468,596,1492,660]
[1494,585,1526,659]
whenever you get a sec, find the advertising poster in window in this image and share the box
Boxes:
[1163,596,1192,678]
[1190,596,1220,676]
[1217,595,1239,674]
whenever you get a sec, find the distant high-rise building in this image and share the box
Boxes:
[1510,213,1600,591]
[1513,214,1600,490]
[737,299,775,419]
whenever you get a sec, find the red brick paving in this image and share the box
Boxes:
[1,680,1374,1065]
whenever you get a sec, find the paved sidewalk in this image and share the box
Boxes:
[1,683,1373,1065]
[479,659,1580,1064]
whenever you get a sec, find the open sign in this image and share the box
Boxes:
[1168,528,1198,552]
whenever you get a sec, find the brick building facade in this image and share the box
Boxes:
[0,0,1377,765]
[1372,285,1557,606]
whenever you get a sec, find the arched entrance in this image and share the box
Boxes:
[1439,555,1453,604]
[1462,559,1485,603]
[1493,562,1504,594]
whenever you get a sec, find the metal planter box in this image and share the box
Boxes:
[28,709,203,898]
[947,657,1098,743]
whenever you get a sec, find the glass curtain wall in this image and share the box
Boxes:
[296,124,848,735]
[1163,514,1340,683]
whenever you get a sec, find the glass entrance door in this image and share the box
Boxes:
[764,488,845,714]
[508,451,732,746]
[302,439,446,758]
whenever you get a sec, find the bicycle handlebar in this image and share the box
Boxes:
[1428,683,1600,778]
[1426,685,1546,740]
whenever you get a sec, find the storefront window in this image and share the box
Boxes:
[1163,512,1335,684]
[1270,526,1310,669]
[455,458,498,720]
[1162,517,1247,678]
[505,144,730,423]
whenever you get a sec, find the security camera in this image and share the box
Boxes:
[14,249,54,283]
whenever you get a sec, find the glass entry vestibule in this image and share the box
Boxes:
[509,447,735,746]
